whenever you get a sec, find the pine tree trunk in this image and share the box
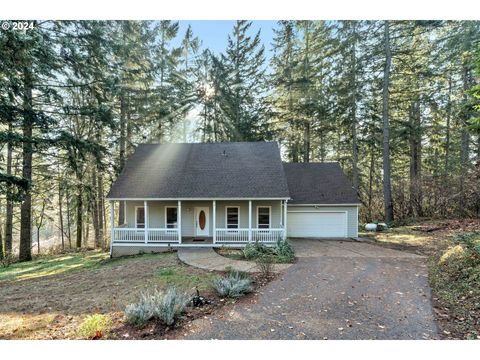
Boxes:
[409,100,423,217]
[382,21,394,223]
[368,148,375,221]
[66,185,72,248]
[118,93,126,225]
[459,65,471,216]
[58,180,65,250]
[303,121,310,163]
[84,211,90,248]
[319,129,326,162]
[444,75,452,175]
[4,122,13,255]
[76,182,83,248]
[350,23,359,192]
[19,66,34,262]
[36,226,40,254]
[0,199,3,259]
[91,165,101,248]
[97,172,105,249]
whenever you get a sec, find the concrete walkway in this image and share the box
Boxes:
[177,248,292,273]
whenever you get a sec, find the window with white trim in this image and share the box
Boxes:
[166,207,178,228]
[226,207,239,229]
[257,207,270,229]
[136,207,145,228]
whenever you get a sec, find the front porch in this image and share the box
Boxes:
[109,199,288,251]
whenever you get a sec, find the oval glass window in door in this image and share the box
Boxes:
[199,210,206,230]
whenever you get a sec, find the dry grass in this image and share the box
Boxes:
[358,219,472,256]
[0,251,216,339]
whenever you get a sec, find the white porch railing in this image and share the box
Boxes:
[216,228,250,243]
[215,228,285,244]
[252,228,285,243]
[112,228,179,243]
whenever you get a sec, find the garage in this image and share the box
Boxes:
[287,210,348,238]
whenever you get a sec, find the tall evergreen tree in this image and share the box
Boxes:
[213,20,270,141]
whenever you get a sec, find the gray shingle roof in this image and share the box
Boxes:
[107,142,290,199]
[283,162,360,204]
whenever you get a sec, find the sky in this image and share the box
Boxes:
[177,20,278,59]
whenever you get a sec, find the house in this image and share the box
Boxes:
[107,142,360,257]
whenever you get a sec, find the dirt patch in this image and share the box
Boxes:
[0,252,215,339]
[111,273,278,340]
[0,250,278,340]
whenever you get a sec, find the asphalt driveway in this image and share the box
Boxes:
[182,239,439,339]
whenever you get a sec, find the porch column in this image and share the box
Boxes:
[248,200,252,242]
[178,200,182,243]
[109,201,114,256]
[213,200,216,244]
[280,200,283,227]
[144,200,148,244]
[123,200,127,225]
[283,199,288,239]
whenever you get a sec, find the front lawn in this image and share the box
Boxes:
[0,250,221,339]
[0,251,109,282]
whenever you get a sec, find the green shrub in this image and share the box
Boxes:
[212,272,253,298]
[255,254,275,276]
[454,232,480,258]
[124,287,190,328]
[243,241,270,260]
[274,239,295,262]
[76,314,113,339]
[243,240,295,263]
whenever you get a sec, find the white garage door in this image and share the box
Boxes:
[287,211,347,238]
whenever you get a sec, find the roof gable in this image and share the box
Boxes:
[107,142,290,199]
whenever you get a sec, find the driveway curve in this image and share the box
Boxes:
[181,239,438,340]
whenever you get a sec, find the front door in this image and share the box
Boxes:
[195,207,209,237]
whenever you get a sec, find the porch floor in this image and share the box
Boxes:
[181,237,214,245]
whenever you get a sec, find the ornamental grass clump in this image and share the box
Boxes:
[124,287,190,328]
[156,287,190,326]
[212,271,253,298]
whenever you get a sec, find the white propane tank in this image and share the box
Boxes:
[365,223,378,231]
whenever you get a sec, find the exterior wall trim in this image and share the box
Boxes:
[107,197,291,201]
[287,203,361,207]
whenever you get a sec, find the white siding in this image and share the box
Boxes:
[124,200,284,236]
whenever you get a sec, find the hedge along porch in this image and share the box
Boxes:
[109,199,288,253]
